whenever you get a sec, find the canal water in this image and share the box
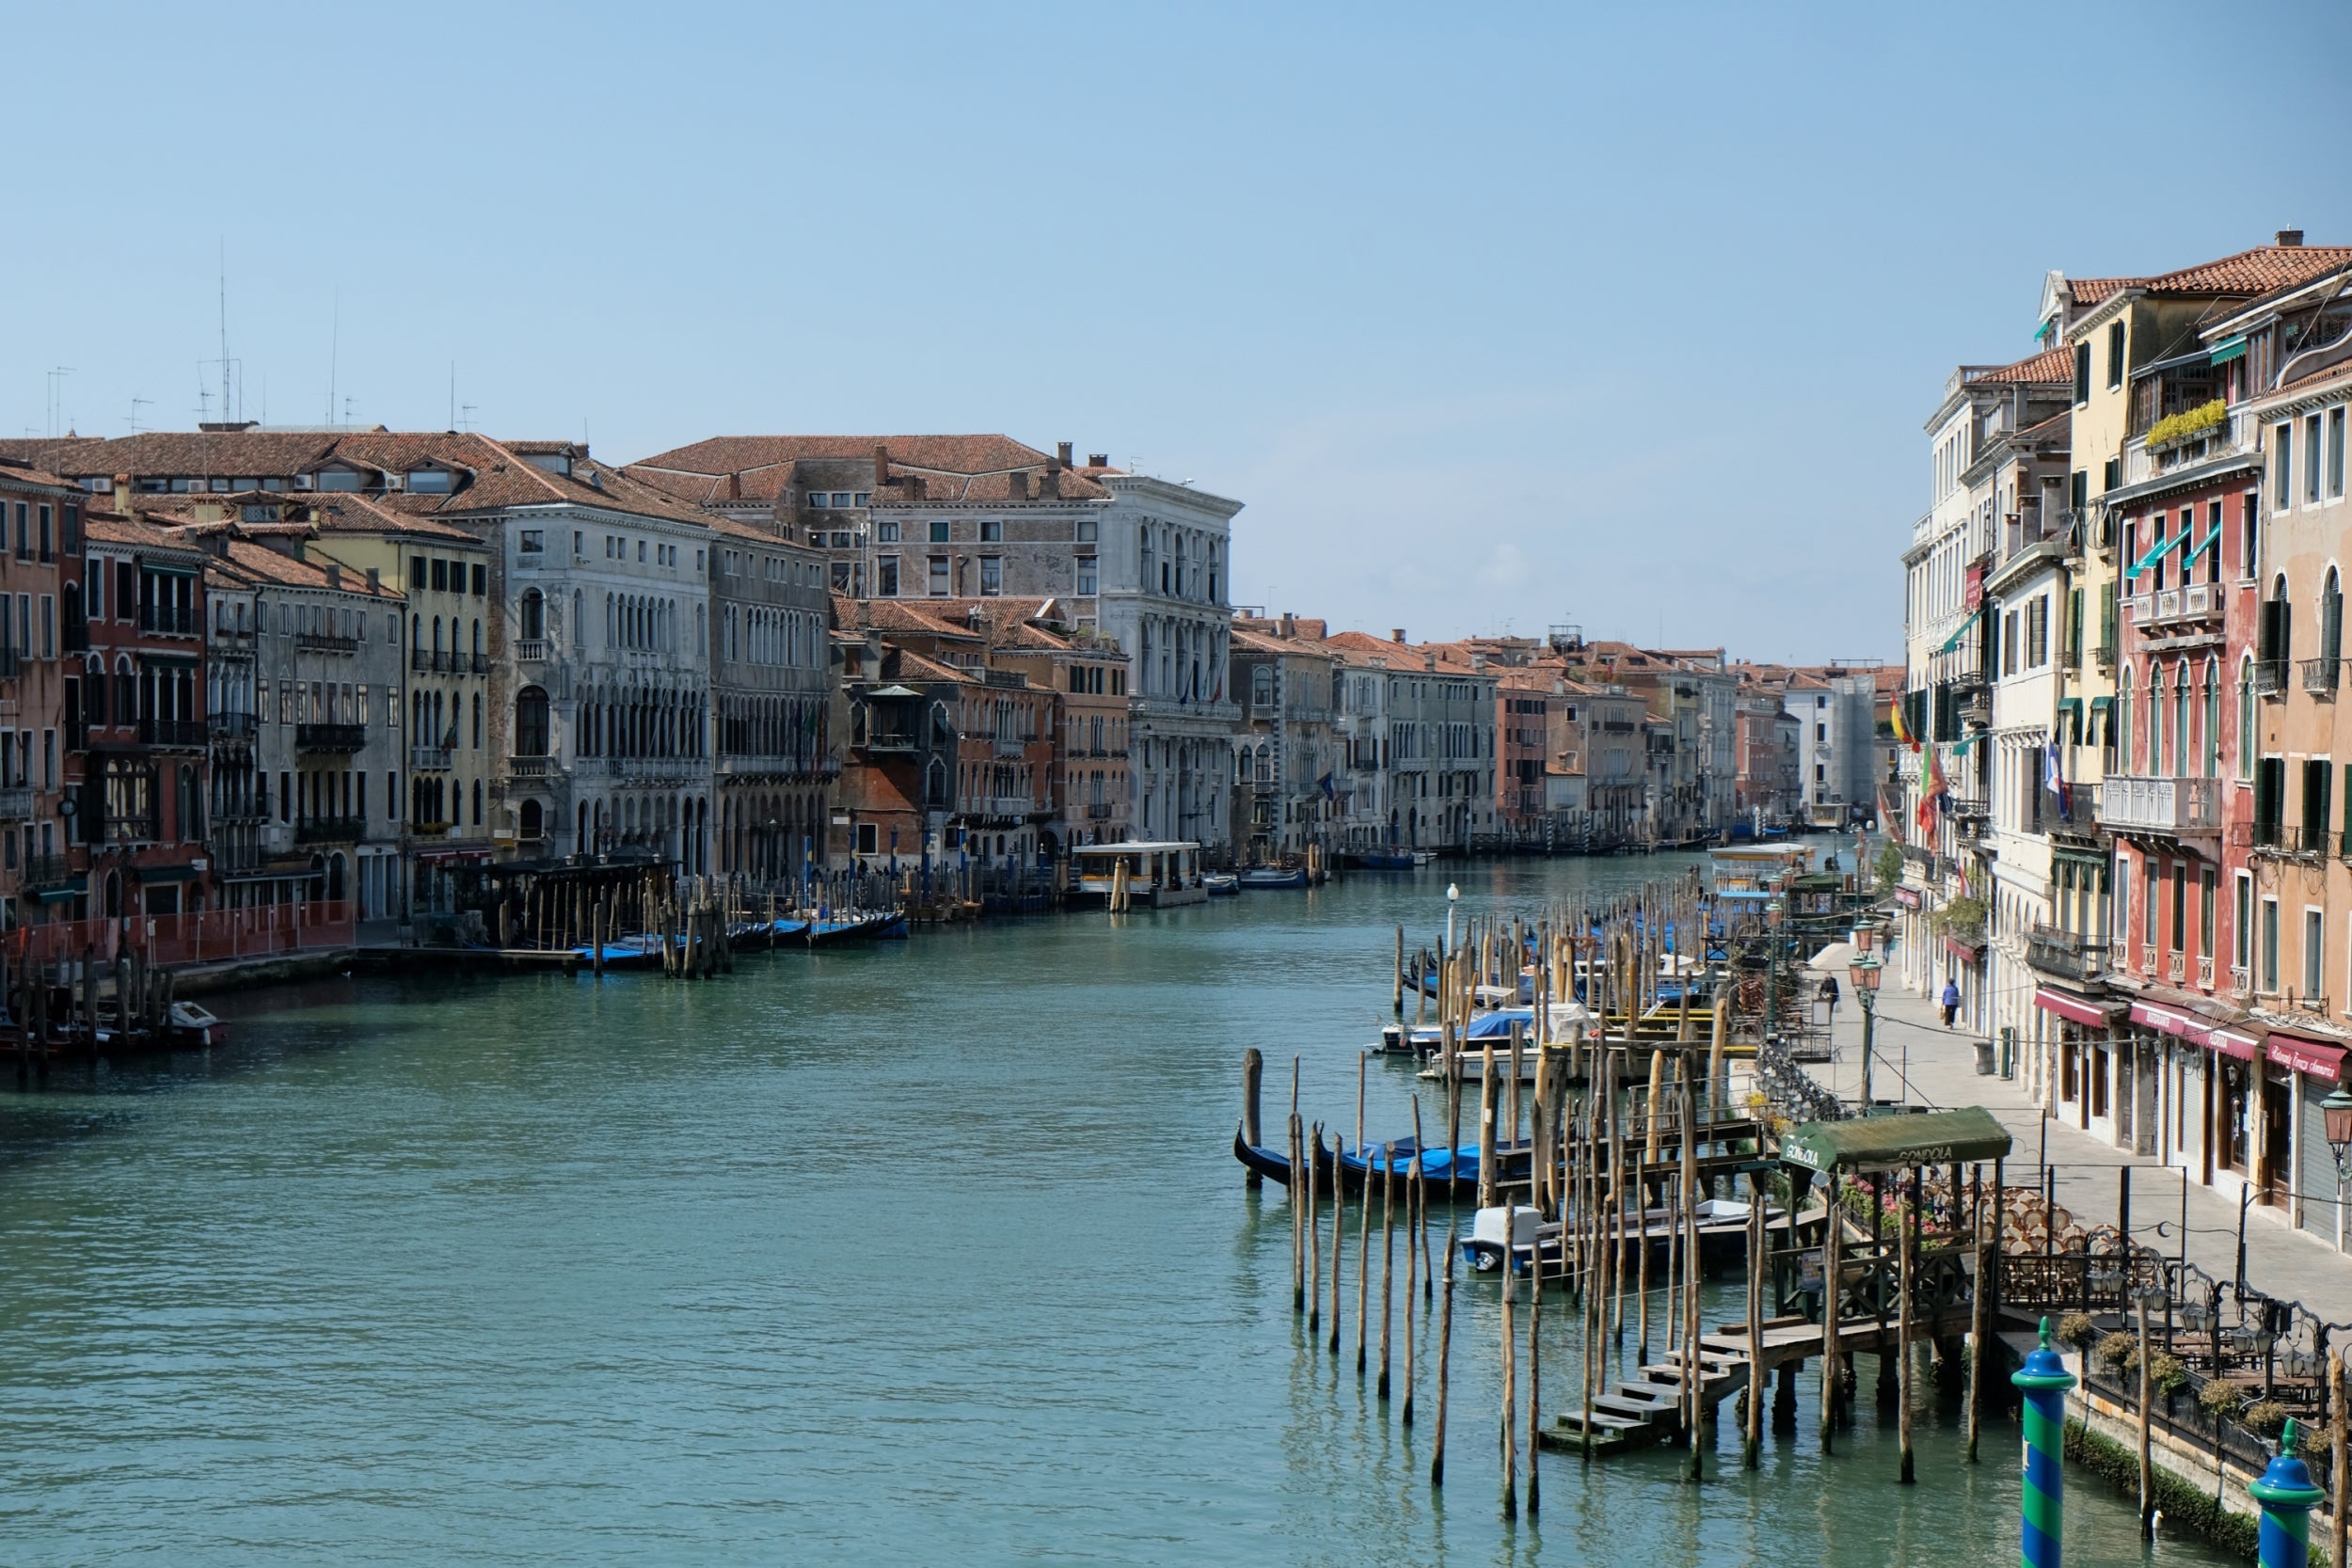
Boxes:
[0,858,2232,1565]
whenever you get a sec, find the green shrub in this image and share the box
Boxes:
[2196,1377,2242,1418]
[2065,1422,2263,1561]
[2242,1399,2289,1435]
[2145,398,2228,451]
[2147,1352,2186,1397]
[2058,1311,2096,1348]
[2095,1330,2137,1372]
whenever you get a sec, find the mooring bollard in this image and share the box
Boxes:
[2249,1419,2326,1568]
[2011,1317,2077,1568]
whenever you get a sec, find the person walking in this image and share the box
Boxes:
[1819,974,1840,1016]
[1940,977,1961,1029]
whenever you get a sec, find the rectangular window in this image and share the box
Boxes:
[2329,406,2346,499]
[876,558,899,596]
[2170,863,2185,953]
[2028,596,2048,667]
[431,559,449,593]
[2263,896,2280,992]
[980,519,1003,543]
[979,557,1003,596]
[471,562,486,596]
[2199,866,2215,956]
[518,529,545,555]
[2308,414,2325,503]
[1076,557,1097,595]
[930,520,950,545]
[2234,873,2251,969]
[39,596,53,658]
[2074,341,2091,404]
[2277,424,2295,509]
[2106,320,2125,388]
[2116,854,2132,947]
[928,556,949,596]
[2306,909,2325,1002]
[2142,858,2157,946]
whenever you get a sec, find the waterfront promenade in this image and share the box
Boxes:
[1814,973,2352,1312]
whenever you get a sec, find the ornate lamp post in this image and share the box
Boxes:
[2322,1083,2352,1184]
[1764,895,1785,1038]
[1851,951,1883,1108]
[1446,881,1460,959]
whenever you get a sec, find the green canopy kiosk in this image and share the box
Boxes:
[1781,1106,2012,1176]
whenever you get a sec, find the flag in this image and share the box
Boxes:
[2044,739,2072,821]
[1318,772,1336,801]
[1890,697,1919,752]
[1917,746,1949,833]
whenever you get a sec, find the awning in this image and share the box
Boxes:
[2208,335,2248,367]
[1780,1106,2014,1174]
[2185,524,2222,562]
[2125,529,2190,579]
[2034,987,2121,1027]
[2131,998,2260,1060]
[1945,935,1984,963]
[1935,609,1983,656]
[28,879,84,904]
[2264,1031,2345,1083]
[135,864,203,883]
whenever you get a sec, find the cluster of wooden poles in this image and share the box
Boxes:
[503,870,741,979]
[1271,872,1759,1518]
[8,942,181,1079]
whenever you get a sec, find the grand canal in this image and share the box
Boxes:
[0,857,2230,1564]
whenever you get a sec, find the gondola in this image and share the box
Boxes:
[803,911,908,946]
[1347,849,1415,870]
[1231,1123,1533,1196]
[1237,866,1308,890]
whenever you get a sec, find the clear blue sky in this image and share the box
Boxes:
[6,1,2348,662]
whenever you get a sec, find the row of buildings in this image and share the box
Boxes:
[1894,230,2352,1257]
[0,420,1890,942]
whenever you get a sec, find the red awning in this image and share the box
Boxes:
[2131,999,2259,1060]
[2034,988,2118,1027]
[1945,935,1984,964]
[2265,1031,2346,1082]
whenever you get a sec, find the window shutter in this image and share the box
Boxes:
[2074,342,2091,404]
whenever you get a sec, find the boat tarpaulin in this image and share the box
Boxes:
[1464,1008,1534,1041]
[2264,1031,2345,1083]
[2033,987,2118,1027]
[1780,1106,2013,1174]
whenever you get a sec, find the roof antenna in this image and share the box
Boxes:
[219,242,232,423]
[129,395,151,435]
[449,361,457,432]
[326,288,339,427]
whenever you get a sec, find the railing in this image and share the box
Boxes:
[21,853,72,890]
[2182,582,2217,619]
[2026,923,2106,984]
[410,648,431,672]
[2094,774,2220,834]
[0,785,34,820]
[2092,640,2117,667]
[294,816,367,844]
[137,604,197,636]
[409,744,453,771]
[507,755,559,778]
[2198,955,2214,988]
[2155,588,2179,620]
[294,722,368,752]
[2303,657,2339,694]
[2168,951,2185,983]
[993,736,1026,757]
[294,631,358,655]
[138,718,208,749]
[472,652,490,673]
[1087,802,1114,819]
[986,797,1035,818]
[2254,658,2288,696]
[209,711,260,741]
[5,900,358,969]
[2127,593,2152,623]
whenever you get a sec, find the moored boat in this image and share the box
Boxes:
[1237,866,1307,890]
[1201,871,1240,895]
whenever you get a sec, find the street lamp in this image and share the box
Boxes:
[2323,1083,2352,1183]
[1850,951,1884,1108]
[1447,881,1460,958]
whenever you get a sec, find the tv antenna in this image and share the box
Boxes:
[129,395,151,434]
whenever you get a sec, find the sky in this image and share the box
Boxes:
[5,1,2349,663]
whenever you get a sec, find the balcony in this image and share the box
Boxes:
[1087,801,1114,819]
[294,631,359,655]
[471,652,490,673]
[993,736,1026,758]
[138,604,198,637]
[2095,774,2220,837]
[513,637,549,664]
[863,731,918,754]
[2303,657,2340,696]
[294,816,366,845]
[209,711,260,741]
[295,722,368,753]
[507,755,560,779]
[0,785,34,821]
[21,853,73,891]
[139,717,209,750]
[410,744,454,772]
[2254,659,2288,697]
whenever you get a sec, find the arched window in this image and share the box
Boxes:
[2237,656,2255,779]
[519,590,545,641]
[515,686,550,757]
[572,590,584,649]
[2115,665,2134,774]
[519,799,544,841]
[2170,661,2189,778]
[115,656,136,725]
[2201,657,2220,778]
[2322,567,2343,672]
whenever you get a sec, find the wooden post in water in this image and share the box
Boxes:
[1745,1167,1766,1469]
[1680,1062,1701,1481]
[1820,1173,1843,1451]
[1289,1057,1303,1314]
[1432,1222,1454,1488]
[1378,1143,1395,1401]
[1526,1196,1541,1517]
[2136,1292,2153,1537]
[2328,1350,2347,1568]
[1477,1042,1498,1211]
[1307,1124,1322,1338]
[1414,1096,1434,1302]
[1500,1242,1518,1519]
[1898,1165,1915,1484]
[1393,924,1405,1016]
[1357,1102,1374,1375]
[1404,1138,1421,1426]
[1241,1049,1263,1184]
[1967,1211,1990,1461]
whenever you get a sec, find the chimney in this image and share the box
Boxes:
[2277,229,2305,247]
[365,566,380,594]
[1088,453,1107,468]
[1040,467,1060,499]
[325,562,342,590]
[114,472,132,497]
[1012,470,1033,500]
[1470,652,1486,672]
[1279,610,1295,638]
[1391,627,1406,643]
[1053,441,1071,471]
[873,443,890,487]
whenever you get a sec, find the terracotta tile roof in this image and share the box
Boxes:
[884,646,975,685]
[2065,277,2139,309]
[624,436,1114,508]
[1965,344,2074,387]
[0,457,83,491]
[86,512,206,554]
[203,538,404,598]
[2141,244,2352,297]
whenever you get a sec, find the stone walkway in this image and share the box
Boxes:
[1796,970,2352,1312]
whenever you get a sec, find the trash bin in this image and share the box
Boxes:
[1974,1037,1996,1076]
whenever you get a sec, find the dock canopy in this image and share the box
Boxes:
[1779,1106,2011,1174]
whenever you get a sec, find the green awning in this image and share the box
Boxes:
[2209,336,2248,367]
[1935,608,1983,656]
[1779,1106,2014,1174]
[2125,530,2189,579]
[27,879,85,904]
[2185,524,2222,562]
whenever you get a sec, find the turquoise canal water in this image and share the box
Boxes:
[0,858,2234,1565]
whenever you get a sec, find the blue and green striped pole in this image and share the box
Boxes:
[2248,1419,2326,1568]
[2011,1316,2076,1568]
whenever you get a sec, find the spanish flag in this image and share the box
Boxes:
[1890,696,1919,752]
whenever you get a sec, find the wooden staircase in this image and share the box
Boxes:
[1544,1333,1752,1454]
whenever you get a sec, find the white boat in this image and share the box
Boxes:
[1073,841,1208,908]
[1201,871,1240,896]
